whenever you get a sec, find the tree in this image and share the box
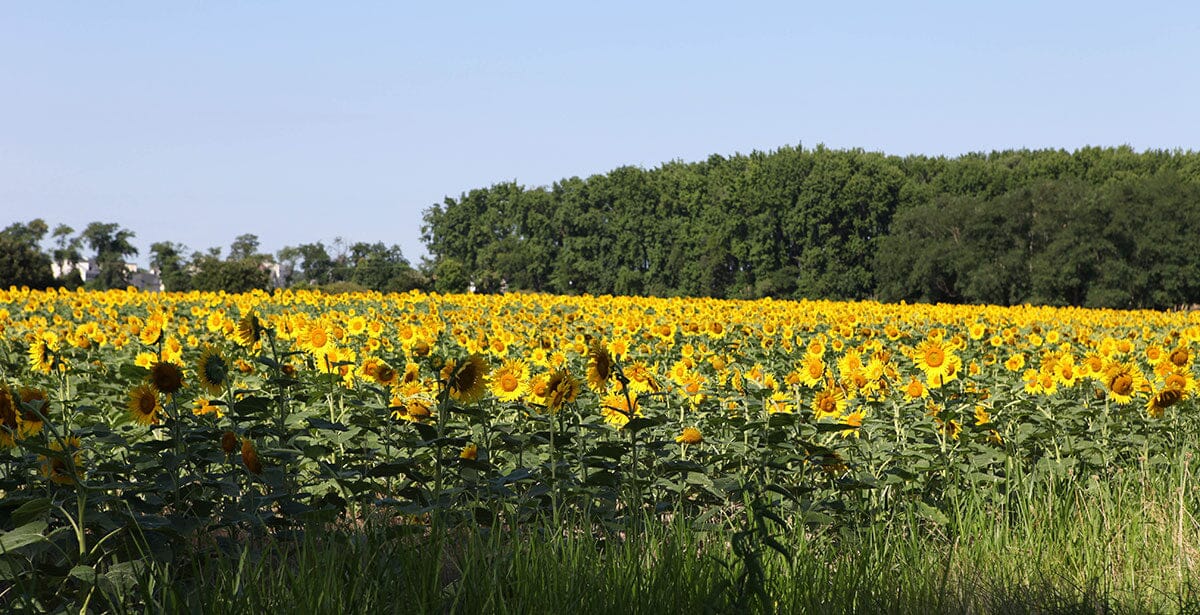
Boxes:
[346,242,423,293]
[0,219,55,289]
[189,253,270,293]
[81,222,138,289]
[150,242,193,292]
[228,233,264,263]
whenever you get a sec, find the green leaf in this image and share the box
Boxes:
[11,498,51,527]
[0,521,48,553]
[69,564,97,584]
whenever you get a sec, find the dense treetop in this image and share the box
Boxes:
[421,145,1200,309]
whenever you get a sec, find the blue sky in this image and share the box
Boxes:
[3,1,1198,265]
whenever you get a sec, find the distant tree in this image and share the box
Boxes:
[150,242,193,292]
[228,233,270,265]
[346,242,423,293]
[0,219,55,289]
[189,253,270,293]
[81,222,138,289]
[51,224,83,267]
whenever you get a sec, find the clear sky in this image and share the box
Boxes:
[3,1,1198,266]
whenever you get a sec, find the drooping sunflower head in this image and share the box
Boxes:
[1147,387,1185,418]
[221,430,238,455]
[241,438,263,475]
[196,346,230,395]
[586,341,613,391]
[128,384,161,425]
[149,361,184,396]
[40,436,83,485]
[448,355,490,405]
[17,386,48,437]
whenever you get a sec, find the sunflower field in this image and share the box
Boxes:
[2,287,1199,611]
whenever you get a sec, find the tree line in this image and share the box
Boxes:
[0,223,425,294]
[422,145,1200,309]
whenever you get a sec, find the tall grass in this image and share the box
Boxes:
[79,450,1198,615]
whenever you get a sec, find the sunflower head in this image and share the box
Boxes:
[1147,387,1185,418]
[675,426,703,445]
[586,341,613,391]
[236,311,263,347]
[128,384,161,425]
[196,346,230,395]
[40,436,83,485]
[16,386,48,437]
[447,355,490,405]
[149,361,184,396]
[221,430,238,455]
[545,369,579,413]
[241,438,263,474]
[0,384,19,448]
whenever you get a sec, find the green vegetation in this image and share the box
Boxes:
[422,145,1200,308]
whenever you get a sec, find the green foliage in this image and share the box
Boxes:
[81,222,138,290]
[0,219,55,289]
[424,145,1200,308]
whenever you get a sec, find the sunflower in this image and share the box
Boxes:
[839,410,866,439]
[545,369,580,412]
[241,438,263,474]
[236,311,263,347]
[0,384,19,448]
[447,355,490,405]
[28,335,57,374]
[193,398,223,418]
[17,386,48,438]
[299,320,335,360]
[1143,388,1179,418]
[601,392,639,428]
[936,417,962,440]
[139,320,163,346]
[913,338,960,387]
[675,426,703,445]
[459,443,478,460]
[798,353,826,388]
[490,359,529,402]
[1168,346,1191,368]
[40,436,83,485]
[974,405,992,426]
[195,346,230,395]
[1103,362,1145,405]
[221,430,238,455]
[812,387,846,421]
[128,384,161,425]
[148,361,184,396]
[586,341,613,391]
[624,361,660,395]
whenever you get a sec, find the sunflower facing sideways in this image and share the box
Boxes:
[447,355,490,405]
[128,384,162,425]
[586,340,613,392]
